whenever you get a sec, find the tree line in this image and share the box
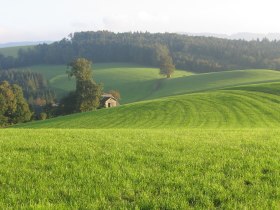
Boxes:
[0,70,56,123]
[1,31,280,72]
[0,58,104,126]
[0,70,56,106]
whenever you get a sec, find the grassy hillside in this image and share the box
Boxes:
[18,63,191,103]
[4,64,280,209]
[16,87,280,129]
[0,129,279,209]
[7,64,280,209]
[18,64,280,103]
[148,69,280,99]
[226,81,280,95]
[0,45,34,57]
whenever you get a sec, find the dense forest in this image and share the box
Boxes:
[1,31,280,72]
[0,70,56,107]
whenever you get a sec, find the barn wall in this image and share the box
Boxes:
[105,98,117,108]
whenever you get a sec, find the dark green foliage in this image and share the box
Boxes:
[68,58,92,81]
[0,54,16,69]
[39,112,47,120]
[155,44,175,78]
[59,92,78,115]
[2,32,280,72]
[60,58,102,114]
[0,70,56,106]
[75,80,102,112]
[43,103,59,119]
[0,81,32,126]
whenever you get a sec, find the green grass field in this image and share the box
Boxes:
[148,69,280,100]
[1,129,280,209]
[4,63,280,208]
[18,63,191,103]
[17,64,280,103]
[0,45,34,57]
[16,87,280,129]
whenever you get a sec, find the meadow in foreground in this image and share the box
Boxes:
[0,129,279,209]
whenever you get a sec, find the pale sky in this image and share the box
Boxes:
[1,0,280,43]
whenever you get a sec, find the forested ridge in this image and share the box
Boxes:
[1,31,280,72]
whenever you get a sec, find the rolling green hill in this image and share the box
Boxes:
[17,64,280,104]
[16,86,280,129]
[5,80,280,208]
[147,69,280,99]
[226,81,280,95]
[5,65,280,209]
[0,45,34,57]
[18,63,192,103]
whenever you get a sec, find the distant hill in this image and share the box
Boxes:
[0,41,52,48]
[0,45,34,57]
[182,32,280,41]
[0,41,53,57]
[3,31,280,72]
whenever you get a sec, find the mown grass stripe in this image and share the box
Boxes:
[15,88,280,129]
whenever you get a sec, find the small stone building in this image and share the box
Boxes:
[100,94,119,108]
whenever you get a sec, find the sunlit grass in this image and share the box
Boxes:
[16,64,280,103]
[0,129,279,209]
[16,89,280,129]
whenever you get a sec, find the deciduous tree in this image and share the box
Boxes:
[0,81,32,126]
[108,89,121,101]
[154,44,175,78]
[62,58,102,113]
